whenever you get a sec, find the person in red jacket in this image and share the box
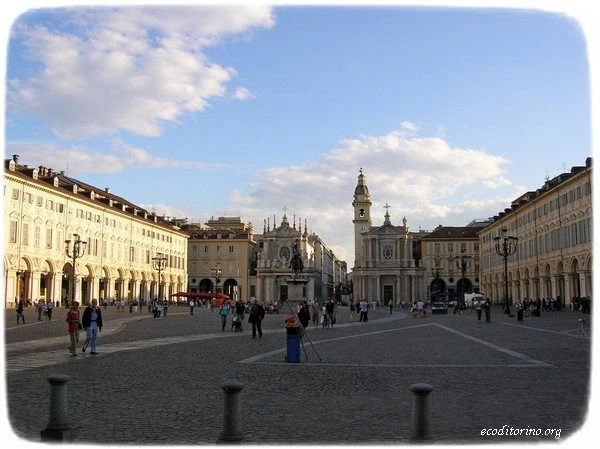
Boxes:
[66,301,81,356]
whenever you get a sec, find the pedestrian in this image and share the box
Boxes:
[46,300,54,321]
[388,300,393,315]
[248,300,266,338]
[66,301,81,356]
[359,299,369,322]
[516,299,524,322]
[235,300,246,331]
[452,300,462,316]
[349,300,356,322]
[484,298,491,323]
[411,301,418,318]
[311,303,319,327]
[416,299,425,318]
[163,299,169,316]
[325,299,335,327]
[81,299,103,355]
[218,301,230,331]
[37,301,44,321]
[16,299,26,324]
[297,300,311,329]
[189,299,195,316]
[321,303,328,328]
[475,299,483,322]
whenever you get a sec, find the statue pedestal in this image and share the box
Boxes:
[284,276,310,301]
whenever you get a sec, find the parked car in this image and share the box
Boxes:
[431,302,448,314]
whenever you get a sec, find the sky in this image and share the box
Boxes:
[2,1,595,268]
[1,3,598,447]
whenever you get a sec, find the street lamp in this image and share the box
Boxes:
[493,228,518,315]
[152,252,168,301]
[210,263,222,293]
[431,266,444,302]
[65,234,87,305]
[455,249,472,308]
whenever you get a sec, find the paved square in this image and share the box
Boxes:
[3,305,593,444]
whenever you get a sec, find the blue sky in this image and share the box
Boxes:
[2,1,595,266]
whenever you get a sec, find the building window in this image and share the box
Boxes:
[12,188,19,200]
[22,223,29,246]
[34,226,41,247]
[10,221,18,243]
[229,245,234,253]
[46,228,53,249]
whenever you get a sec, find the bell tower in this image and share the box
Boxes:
[352,168,372,268]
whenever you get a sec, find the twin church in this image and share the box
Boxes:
[352,170,426,304]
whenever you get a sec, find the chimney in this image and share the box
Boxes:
[12,154,19,164]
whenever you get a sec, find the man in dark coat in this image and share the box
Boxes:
[248,301,266,338]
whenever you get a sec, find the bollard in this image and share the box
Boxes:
[218,381,244,443]
[409,383,434,441]
[41,374,75,441]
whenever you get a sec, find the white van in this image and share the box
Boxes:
[464,293,485,308]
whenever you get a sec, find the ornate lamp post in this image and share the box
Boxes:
[493,228,518,315]
[455,249,472,308]
[210,263,222,293]
[152,253,168,301]
[65,234,87,306]
[431,266,444,302]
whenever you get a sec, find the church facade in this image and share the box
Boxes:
[351,170,427,304]
[254,213,346,303]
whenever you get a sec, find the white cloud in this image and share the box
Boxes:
[7,6,275,139]
[226,126,517,264]
[233,87,255,100]
[5,140,229,174]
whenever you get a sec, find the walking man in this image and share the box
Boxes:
[82,299,103,354]
[359,299,369,322]
[484,298,491,323]
[248,300,266,338]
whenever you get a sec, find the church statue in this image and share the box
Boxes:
[289,242,304,277]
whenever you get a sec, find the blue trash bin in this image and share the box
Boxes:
[286,327,301,363]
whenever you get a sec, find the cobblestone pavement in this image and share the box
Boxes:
[3,304,594,445]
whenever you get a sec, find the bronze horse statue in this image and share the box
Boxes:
[289,243,304,277]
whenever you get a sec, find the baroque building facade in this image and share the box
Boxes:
[3,155,188,308]
[254,213,346,303]
[478,158,592,306]
[351,170,426,304]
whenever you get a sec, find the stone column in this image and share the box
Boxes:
[41,374,75,441]
[218,382,244,442]
[409,383,434,441]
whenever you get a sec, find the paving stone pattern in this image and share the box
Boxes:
[3,304,592,444]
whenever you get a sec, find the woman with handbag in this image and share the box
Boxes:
[66,301,81,356]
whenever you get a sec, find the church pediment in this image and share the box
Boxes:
[266,226,301,238]
[372,224,402,235]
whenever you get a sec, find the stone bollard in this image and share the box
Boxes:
[41,374,75,442]
[218,381,244,443]
[409,383,434,441]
